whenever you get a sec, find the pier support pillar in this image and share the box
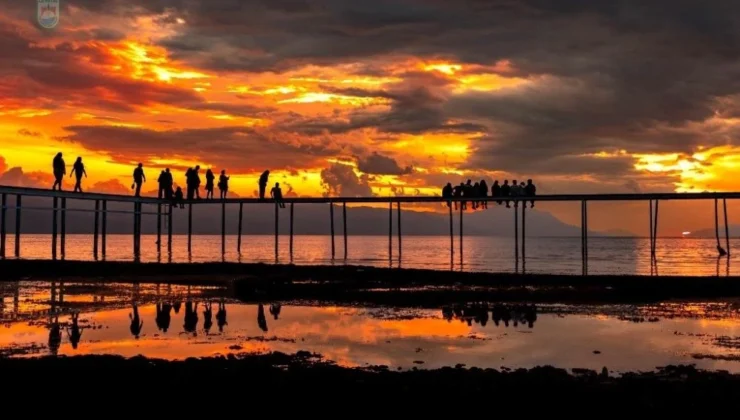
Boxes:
[397,202,402,261]
[237,202,243,254]
[187,203,193,255]
[459,204,463,265]
[0,193,6,258]
[649,200,654,259]
[93,200,100,259]
[167,203,172,255]
[52,197,58,260]
[448,204,453,262]
[221,201,226,256]
[388,202,393,261]
[329,202,335,259]
[652,199,659,260]
[156,203,162,254]
[724,198,731,257]
[514,201,519,270]
[274,201,279,260]
[289,202,294,257]
[60,197,66,259]
[102,201,107,259]
[522,203,526,264]
[14,195,21,258]
[343,202,348,260]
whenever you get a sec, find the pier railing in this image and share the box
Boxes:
[0,185,734,274]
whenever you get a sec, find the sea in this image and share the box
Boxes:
[2,234,738,276]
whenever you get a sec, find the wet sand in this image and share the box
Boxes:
[2,352,739,407]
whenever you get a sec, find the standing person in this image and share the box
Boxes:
[259,170,270,200]
[52,152,66,191]
[205,169,215,199]
[70,157,87,193]
[479,180,489,209]
[164,168,174,200]
[501,180,511,208]
[157,170,167,199]
[132,163,146,197]
[218,170,230,199]
[271,182,285,208]
[492,180,502,205]
[193,165,201,199]
[185,167,194,200]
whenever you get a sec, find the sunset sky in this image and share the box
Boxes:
[2,0,740,234]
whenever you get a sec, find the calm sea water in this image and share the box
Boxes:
[3,282,740,372]
[3,234,738,276]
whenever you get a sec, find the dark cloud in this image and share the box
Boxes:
[60,125,349,172]
[320,163,373,197]
[356,152,412,175]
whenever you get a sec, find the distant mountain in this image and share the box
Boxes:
[684,225,740,238]
[0,196,599,237]
[597,228,636,237]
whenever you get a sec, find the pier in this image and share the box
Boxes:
[0,185,734,275]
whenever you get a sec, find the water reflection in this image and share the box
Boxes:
[5,282,740,373]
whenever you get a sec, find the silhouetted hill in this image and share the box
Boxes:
[1,196,597,236]
[684,225,740,238]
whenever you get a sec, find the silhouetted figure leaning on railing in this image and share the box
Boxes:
[52,152,66,191]
[66,312,83,349]
[70,157,87,193]
[216,298,228,333]
[129,303,143,339]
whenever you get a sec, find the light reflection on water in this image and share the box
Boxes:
[4,234,740,276]
[3,282,740,373]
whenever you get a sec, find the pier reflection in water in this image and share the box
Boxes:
[4,281,740,373]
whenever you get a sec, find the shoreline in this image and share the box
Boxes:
[2,352,740,404]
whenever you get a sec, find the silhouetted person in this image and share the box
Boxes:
[218,170,229,199]
[173,301,182,314]
[132,163,146,197]
[164,168,174,199]
[48,315,62,356]
[271,182,285,208]
[453,183,464,210]
[442,182,453,208]
[66,313,83,349]
[479,180,489,209]
[70,157,87,193]
[524,304,537,328]
[257,304,268,332]
[524,179,536,208]
[269,303,282,320]
[157,170,167,199]
[259,170,270,200]
[52,152,66,191]
[205,169,215,199]
[491,180,501,205]
[203,302,213,335]
[174,187,184,208]
[216,299,228,333]
[501,180,511,208]
[183,301,198,335]
[129,303,143,339]
[442,306,453,322]
[156,301,172,333]
[511,179,522,208]
[471,182,480,210]
[463,180,474,210]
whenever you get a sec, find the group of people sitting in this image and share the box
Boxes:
[442,179,537,210]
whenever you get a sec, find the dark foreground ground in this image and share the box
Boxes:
[2,352,739,409]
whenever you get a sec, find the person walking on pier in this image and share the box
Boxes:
[442,182,453,208]
[70,157,87,193]
[218,170,230,199]
[271,182,286,208]
[132,163,146,197]
[205,169,215,199]
[524,179,537,208]
[259,170,270,200]
[52,152,66,191]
